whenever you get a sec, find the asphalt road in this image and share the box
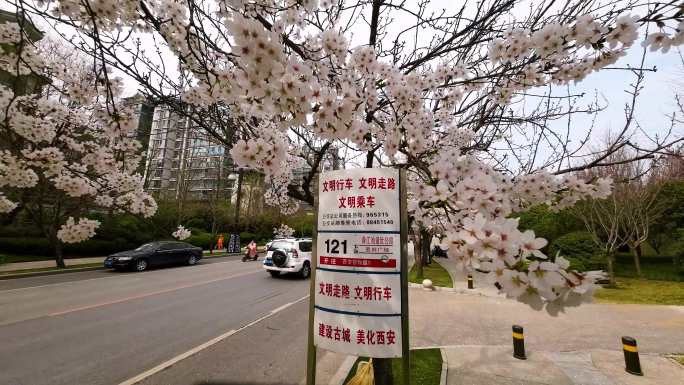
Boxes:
[0,255,311,385]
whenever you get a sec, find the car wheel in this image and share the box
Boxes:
[269,270,280,278]
[272,250,288,267]
[134,259,148,272]
[300,262,311,279]
[187,254,198,265]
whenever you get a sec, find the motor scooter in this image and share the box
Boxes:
[242,252,258,262]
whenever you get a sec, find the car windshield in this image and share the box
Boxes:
[268,241,293,251]
[135,243,158,251]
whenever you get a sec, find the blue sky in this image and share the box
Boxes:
[561,45,682,153]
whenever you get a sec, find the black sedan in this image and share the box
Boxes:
[104,241,203,272]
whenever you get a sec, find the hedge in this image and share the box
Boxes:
[549,231,604,271]
[0,237,140,256]
[186,231,215,250]
[0,237,52,256]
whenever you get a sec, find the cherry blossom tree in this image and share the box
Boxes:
[0,24,156,267]
[3,1,684,382]
[5,0,684,312]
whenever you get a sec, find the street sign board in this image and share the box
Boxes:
[313,168,404,358]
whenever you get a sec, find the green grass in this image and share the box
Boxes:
[343,348,442,385]
[671,355,684,366]
[0,262,103,276]
[613,260,684,282]
[409,260,453,288]
[594,278,684,305]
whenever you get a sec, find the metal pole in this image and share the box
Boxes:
[305,176,319,385]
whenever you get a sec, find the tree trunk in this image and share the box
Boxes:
[234,169,244,228]
[420,229,431,266]
[45,226,66,269]
[53,238,65,269]
[606,253,615,285]
[413,232,423,280]
[630,245,642,277]
[372,357,394,385]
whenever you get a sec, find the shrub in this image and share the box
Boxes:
[239,232,257,246]
[0,236,141,256]
[0,225,42,237]
[516,205,583,248]
[0,237,52,255]
[549,231,604,271]
[186,231,215,250]
[185,217,210,232]
[65,239,137,256]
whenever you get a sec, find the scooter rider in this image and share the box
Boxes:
[243,240,258,261]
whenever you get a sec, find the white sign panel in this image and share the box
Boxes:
[316,232,401,273]
[314,168,403,358]
[314,308,402,358]
[315,270,401,314]
[317,168,400,233]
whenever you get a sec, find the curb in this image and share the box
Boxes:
[440,347,448,385]
[408,282,503,299]
[329,355,357,385]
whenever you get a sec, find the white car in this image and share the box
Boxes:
[263,238,312,278]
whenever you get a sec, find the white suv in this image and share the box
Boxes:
[263,238,312,278]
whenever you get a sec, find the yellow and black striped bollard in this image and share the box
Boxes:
[622,336,643,376]
[512,325,526,360]
[467,274,474,289]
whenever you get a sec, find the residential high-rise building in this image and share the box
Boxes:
[122,93,155,173]
[143,105,237,201]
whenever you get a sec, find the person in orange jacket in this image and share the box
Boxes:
[216,234,224,251]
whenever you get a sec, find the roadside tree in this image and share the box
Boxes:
[0,29,156,267]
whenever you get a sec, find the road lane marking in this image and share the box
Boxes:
[0,256,249,293]
[48,269,262,317]
[118,295,309,385]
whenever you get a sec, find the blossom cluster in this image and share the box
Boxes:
[172,225,191,240]
[273,223,295,239]
[57,217,101,243]
[0,22,46,76]
[642,20,684,53]
[0,193,17,213]
[407,152,612,311]
[444,213,603,312]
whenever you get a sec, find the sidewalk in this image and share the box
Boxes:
[0,256,106,272]
[321,287,684,384]
[443,345,683,385]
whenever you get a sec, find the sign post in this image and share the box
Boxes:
[306,168,409,385]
